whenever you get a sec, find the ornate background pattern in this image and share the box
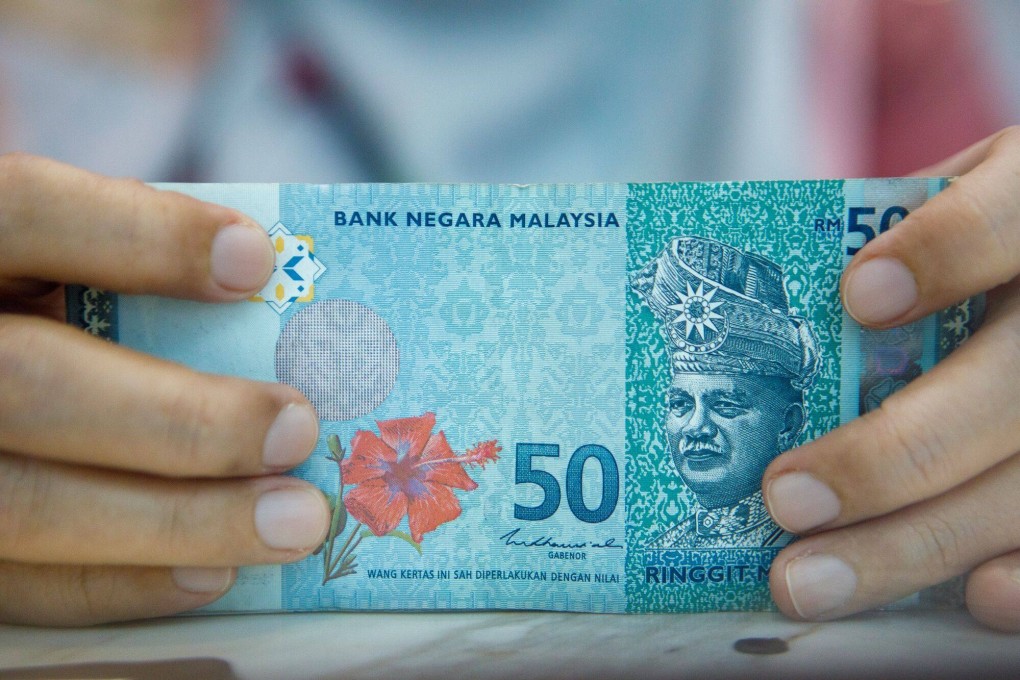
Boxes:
[279,183,630,612]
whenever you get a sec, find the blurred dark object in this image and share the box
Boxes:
[0,657,236,680]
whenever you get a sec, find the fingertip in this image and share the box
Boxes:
[209,222,275,297]
[841,256,919,327]
[171,566,236,597]
[771,550,858,622]
[263,403,320,470]
[764,471,842,534]
[967,555,1020,632]
[769,551,804,620]
[254,485,331,553]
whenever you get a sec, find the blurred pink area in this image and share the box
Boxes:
[811,0,1009,177]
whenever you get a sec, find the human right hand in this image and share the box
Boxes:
[764,127,1020,632]
[0,154,330,626]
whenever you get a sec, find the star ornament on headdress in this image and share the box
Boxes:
[666,281,728,353]
[668,281,725,339]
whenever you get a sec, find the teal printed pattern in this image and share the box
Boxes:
[65,286,118,340]
[624,181,845,612]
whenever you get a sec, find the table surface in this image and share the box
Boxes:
[1,608,1018,680]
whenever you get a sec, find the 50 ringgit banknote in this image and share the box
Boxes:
[68,179,979,614]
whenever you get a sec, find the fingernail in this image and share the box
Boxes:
[172,567,233,594]
[766,472,841,533]
[263,404,319,470]
[209,223,274,293]
[785,554,857,619]
[843,257,918,325]
[255,488,328,551]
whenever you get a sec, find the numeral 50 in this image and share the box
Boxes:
[514,443,619,524]
[846,205,909,255]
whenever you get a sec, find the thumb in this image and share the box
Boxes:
[841,127,1020,328]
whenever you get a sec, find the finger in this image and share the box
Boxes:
[0,315,319,477]
[769,454,1020,621]
[966,550,1020,632]
[0,153,274,300]
[0,453,330,565]
[0,562,234,626]
[840,126,1020,327]
[762,307,1020,534]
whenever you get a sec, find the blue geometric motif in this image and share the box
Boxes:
[254,222,328,314]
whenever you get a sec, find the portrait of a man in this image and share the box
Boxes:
[632,236,820,549]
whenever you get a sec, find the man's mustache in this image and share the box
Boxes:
[677,438,724,458]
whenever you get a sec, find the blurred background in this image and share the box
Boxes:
[0,0,1017,183]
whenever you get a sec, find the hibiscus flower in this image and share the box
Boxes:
[341,413,500,543]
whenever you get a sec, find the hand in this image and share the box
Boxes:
[763,127,1020,632]
[0,154,330,626]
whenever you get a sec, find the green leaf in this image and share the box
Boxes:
[327,434,346,462]
[360,528,422,555]
[327,492,347,542]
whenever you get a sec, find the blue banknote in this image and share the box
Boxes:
[67,180,978,613]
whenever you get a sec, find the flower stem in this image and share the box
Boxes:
[328,533,365,581]
[326,521,364,582]
[321,437,348,585]
[322,491,347,580]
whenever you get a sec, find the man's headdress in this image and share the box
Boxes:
[632,236,819,390]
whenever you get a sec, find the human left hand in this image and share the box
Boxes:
[763,126,1020,632]
[0,155,330,625]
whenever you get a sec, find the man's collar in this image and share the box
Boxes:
[693,491,773,538]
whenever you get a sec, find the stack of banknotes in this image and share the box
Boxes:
[68,179,978,613]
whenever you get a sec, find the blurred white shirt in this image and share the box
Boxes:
[1,1,1017,183]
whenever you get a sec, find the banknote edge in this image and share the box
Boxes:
[65,285,118,341]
